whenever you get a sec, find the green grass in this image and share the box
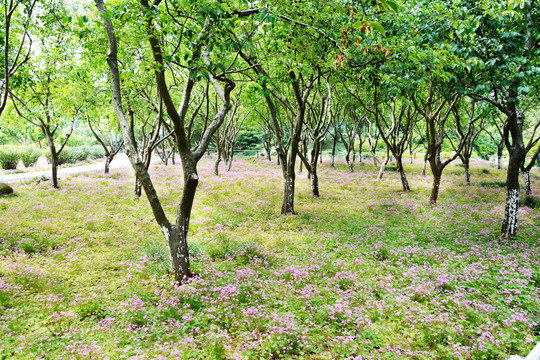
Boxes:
[0,158,538,359]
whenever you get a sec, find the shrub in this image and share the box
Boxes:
[87,145,105,159]
[521,195,540,209]
[45,147,89,165]
[0,146,21,169]
[69,147,90,162]
[20,147,41,167]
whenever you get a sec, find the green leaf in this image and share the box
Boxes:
[353,22,363,30]
[385,0,400,12]
[370,21,386,36]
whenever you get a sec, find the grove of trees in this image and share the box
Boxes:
[1,0,539,281]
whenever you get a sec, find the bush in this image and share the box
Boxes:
[521,195,540,209]
[87,145,105,159]
[0,146,21,169]
[20,147,41,167]
[69,147,90,162]
[45,146,103,165]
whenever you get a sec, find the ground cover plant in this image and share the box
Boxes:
[0,158,539,359]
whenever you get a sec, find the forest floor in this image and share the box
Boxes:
[0,158,539,359]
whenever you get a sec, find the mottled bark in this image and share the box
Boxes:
[282,174,296,214]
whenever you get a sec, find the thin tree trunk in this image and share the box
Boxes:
[214,148,221,176]
[497,145,504,170]
[523,170,531,195]
[226,152,233,171]
[377,150,390,180]
[396,157,411,192]
[422,152,428,175]
[47,138,59,189]
[331,134,337,168]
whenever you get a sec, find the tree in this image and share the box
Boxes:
[95,0,254,281]
[86,113,123,174]
[451,99,486,185]
[370,87,418,191]
[412,79,460,204]
[1,0,36,117]
[10,7,81,188]
[465,0,539,236]
[298,78,332,197]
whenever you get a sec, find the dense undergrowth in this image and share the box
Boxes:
[0,158,539,359]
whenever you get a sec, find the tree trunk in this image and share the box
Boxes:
[331,135,337,168]
[497,145,504,170]
[310,148,320,197]
[214,147,221,176]
[266,144,272,161]
[281,174,295,214]
[104,155,113,174]
[168,169,198,280]
[421,152,428,175]
[226,152,233,171]
[377,152,390,180]
[501,149,522,236]
[47,137,59,189]
[134,177,142,197]
[523,170,531,195]
[396,157,411,192]
[430,169,441,204]
[462,157,471,185]
[213,156,221,176]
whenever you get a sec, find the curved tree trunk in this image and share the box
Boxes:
[396,157,410,192]
[377,150,390,180]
